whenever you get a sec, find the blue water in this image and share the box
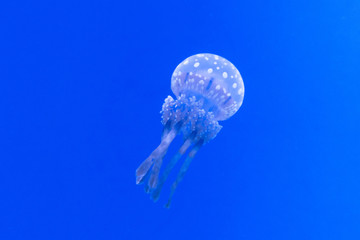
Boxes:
[1,1,359,239]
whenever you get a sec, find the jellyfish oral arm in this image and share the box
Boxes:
[151,137,193,202]
[135,93,222,205]
[165,139,204,208]
[135,128,178,185]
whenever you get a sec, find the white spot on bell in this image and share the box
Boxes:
[214,55,219,60]
[184,60,189,65]
[199,80,204,85]
[207,68,213,73]
[238,88,244,95]
[216,85,221,90]
[232,83,237,88]
[194,62,200,67]
[227,93,231,97]
[222,72,228,78]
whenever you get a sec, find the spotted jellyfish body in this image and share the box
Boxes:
[136,53,245,207]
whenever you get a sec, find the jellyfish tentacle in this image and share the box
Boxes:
[136,127,178,185]
[147,151,166,189]
[165,139,204,208]
[146,121,185,190]
[161,120,172,140]
[151,135,194,202]
[135,155,154,185]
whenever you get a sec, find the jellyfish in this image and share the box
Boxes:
[135,53,245,207]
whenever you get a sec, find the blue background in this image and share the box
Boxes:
[1,0,360,239]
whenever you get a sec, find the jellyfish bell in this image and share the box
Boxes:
[135,53,245,207]
[171,53,245,121]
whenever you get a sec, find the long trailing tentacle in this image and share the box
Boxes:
[136,94,223,205]
[135,127,177,185]
[165,139,204,208]
[161,120,172,140]
[151,133,195,202]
